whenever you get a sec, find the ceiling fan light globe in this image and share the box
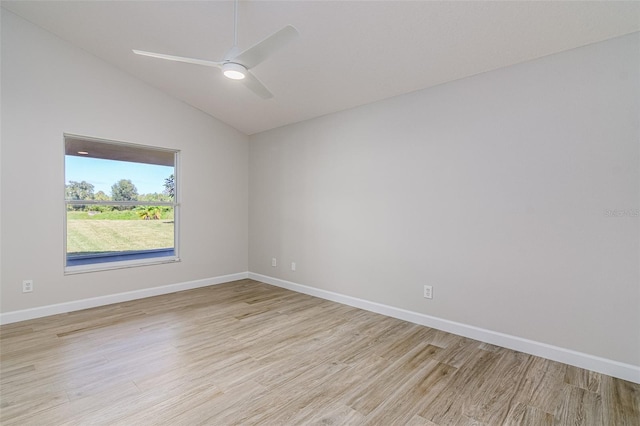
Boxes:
[224,70,246,80]
[222,63,246,80]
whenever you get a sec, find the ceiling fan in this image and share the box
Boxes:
[133,0,298,99]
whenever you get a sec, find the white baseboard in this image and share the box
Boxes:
[0,272,249,325]
[248,272,640,384]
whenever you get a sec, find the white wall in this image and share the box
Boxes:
[1,11,248,312]
[249,33,640,367]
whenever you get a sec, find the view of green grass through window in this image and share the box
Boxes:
[64,135,178,270]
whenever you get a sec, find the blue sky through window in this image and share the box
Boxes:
[65,156,173,195]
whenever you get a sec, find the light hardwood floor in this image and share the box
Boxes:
[1,279,638,425]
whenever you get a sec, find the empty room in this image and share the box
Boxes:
[1,1,639,425]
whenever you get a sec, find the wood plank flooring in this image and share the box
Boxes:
[1,279,638,425]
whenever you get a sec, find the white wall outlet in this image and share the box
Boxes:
[271,258,277,267]
[423,285,433,299]
[291,262,296,271]
[22,280,33,293]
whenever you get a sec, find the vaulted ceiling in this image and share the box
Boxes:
[3,1,639,135]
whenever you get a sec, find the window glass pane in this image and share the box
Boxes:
[66,206,175,266]
[65,156,174,202]
[64,135,178,271]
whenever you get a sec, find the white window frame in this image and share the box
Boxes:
[63,134,180,274]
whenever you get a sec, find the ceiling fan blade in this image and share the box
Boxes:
[233,25,299,69]
[132,50,222,68]
[241,71,273,99]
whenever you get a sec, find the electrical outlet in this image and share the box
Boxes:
[22,280,33,293]
[423,285,433,299]
[291,262,296,271]
[271,258,277,267]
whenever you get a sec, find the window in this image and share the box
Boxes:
[64,134,179,273]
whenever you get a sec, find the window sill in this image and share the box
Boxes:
[65,249,179,274]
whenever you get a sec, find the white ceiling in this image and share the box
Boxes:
[3,1,639,135]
